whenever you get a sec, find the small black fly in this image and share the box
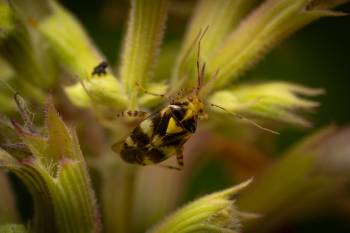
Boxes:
[92,61,108,76]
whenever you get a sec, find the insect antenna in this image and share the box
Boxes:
[135,81,166,98]
[210,103,280,135]
[194,26,209,96]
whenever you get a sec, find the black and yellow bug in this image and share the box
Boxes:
[111,29,277,170]
[111,62,207,170]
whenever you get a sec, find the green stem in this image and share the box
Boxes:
[123,166,137,233]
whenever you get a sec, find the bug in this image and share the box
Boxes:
[111,30,277,170]
[112,61,207,170]
[92,61,108,76]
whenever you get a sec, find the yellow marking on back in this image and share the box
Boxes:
[139,119,153,138]
[183,109,194,120]
[166,117,183,134]
[125,137,136,146]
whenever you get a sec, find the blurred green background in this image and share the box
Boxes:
[57,1,350,232]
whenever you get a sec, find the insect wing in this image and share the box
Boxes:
[111,140,124,153]
[150,106,190,148]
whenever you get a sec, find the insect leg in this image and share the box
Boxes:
[116,110,149,119]
[136,82,187,104]
[175,146,184,168]
[158,164,181,171]
[135,82,167,98]
[156,148,184,171]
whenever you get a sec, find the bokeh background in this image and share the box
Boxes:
[1,0,350,233]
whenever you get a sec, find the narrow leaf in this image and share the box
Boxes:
[46,97,74,161]
[209,82,324,127]
[119,0,170,107]
[38,1,127,109]
[148,179,252,233]
[206,0,348,89]
[236,126,350,233]
[172,0,259,86]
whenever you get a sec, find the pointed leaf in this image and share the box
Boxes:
[206,0,348,89]
[209,82,324,127]
[172,0,259,86]
[148,179,252,233]
[119,0,170,107]
[46,97,74,161]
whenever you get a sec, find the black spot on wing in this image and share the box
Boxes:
[182,118,197,133]
[148,148,167,163]
[161,131,189,147]
[120,145,144,164]
[152,112,171,136]
[131,126,150,146]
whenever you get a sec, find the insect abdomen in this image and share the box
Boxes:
[118,106,196,166]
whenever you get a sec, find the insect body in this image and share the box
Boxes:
[111,29,277,169]
[112,59,207,169]
[112,90,205,169]
[92,61,108,76]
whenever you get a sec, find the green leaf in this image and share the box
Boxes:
[0,1,56,102]
[0,99,101,233]
[38,1,127,109]
[38,1,103,79]
[0,2,15,37]
[148,179,252,233]
[46,97,74,161]
[172,0,259,87]
[236,126,350,233]
[119,0,170,108]
[64,76,128,109]
[209,82,324,127]
[206,0,348,89]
